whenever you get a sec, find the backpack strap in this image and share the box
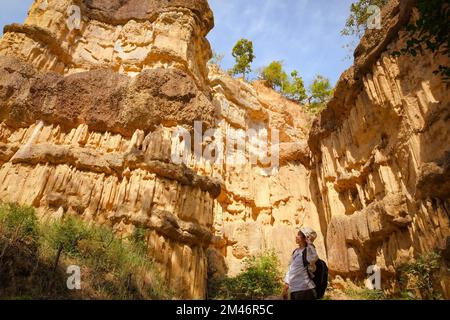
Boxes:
[302,247,309,268]
[302,247,315,280]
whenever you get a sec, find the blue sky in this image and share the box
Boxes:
[207,0,357,86]
[0,1,33,30]
[0,0,357,86]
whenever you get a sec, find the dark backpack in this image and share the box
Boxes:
[301,247,328,299]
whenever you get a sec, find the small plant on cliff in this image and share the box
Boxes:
[341,0,389,39]
[260,61,308,104]
[306,75,333,114]
[212,250,283,300]
[398,251,442,300]
[341,0,389,57]
[231,38,256,81]
[392,0,450,81]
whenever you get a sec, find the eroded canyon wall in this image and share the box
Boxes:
[0,0,219,299]
[0,0,448,299]
[309,0,450,295]
[0,0,322,299]
[205,66,325,279]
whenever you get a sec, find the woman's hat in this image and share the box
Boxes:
[300,227,317,242]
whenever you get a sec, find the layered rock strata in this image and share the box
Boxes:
[0,0,448,299]
[309,0,450,294]
[0,0,218,299]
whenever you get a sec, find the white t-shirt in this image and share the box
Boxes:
[284,245,318,292]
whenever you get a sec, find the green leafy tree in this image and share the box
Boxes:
[306,75,333,114]
[341,0,389,58]
[284,70,308,103]
[393,0,450,81]
[309,75,333,104]
[231,39,256,80]
[260,62,308,104]
[260,61,289,91]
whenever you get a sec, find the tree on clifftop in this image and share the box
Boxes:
[260,62,308,104]
[231,39,255,81]
[341,0,389,39]
[307,75,333,114]
[284,70,308,104]
[260,61,289,91]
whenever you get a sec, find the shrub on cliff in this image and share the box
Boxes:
[260,61,289,91]
[0,203,169,299]
[398,251,443,300]
[341,0,389,56]
[211,250,283,300]
[393,0,450,81]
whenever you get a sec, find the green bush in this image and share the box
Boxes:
[45,218,169,299]
[0,203,38,244]
[1,203,170,299]
[130,226,149,254]
[47,216,91,257]
[398,251,442,300]
[212,251,283,300]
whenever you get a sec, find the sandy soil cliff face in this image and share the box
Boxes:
[205,67,322,279]
[308,0,450,296]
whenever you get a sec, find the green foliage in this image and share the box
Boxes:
[130,226,148,254]
[344,287,386,300]
[392,0,450,81]
[341,0,389,58]
[212,251,283,300]
[260,61,308,103]
[260,61,289,91]
[0,203,38,243]
[82,227,167,299]
[308,75,333,104]
[398,251,442,300]
[47,217,90,257]
[45,219,169,299]
[305,75,333,114]
[231,38,256,80]
[284,70,308,103]
[341,0,389,38]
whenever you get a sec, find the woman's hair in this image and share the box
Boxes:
[297,230,306,239]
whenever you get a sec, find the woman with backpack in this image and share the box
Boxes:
[282,227,328,300]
